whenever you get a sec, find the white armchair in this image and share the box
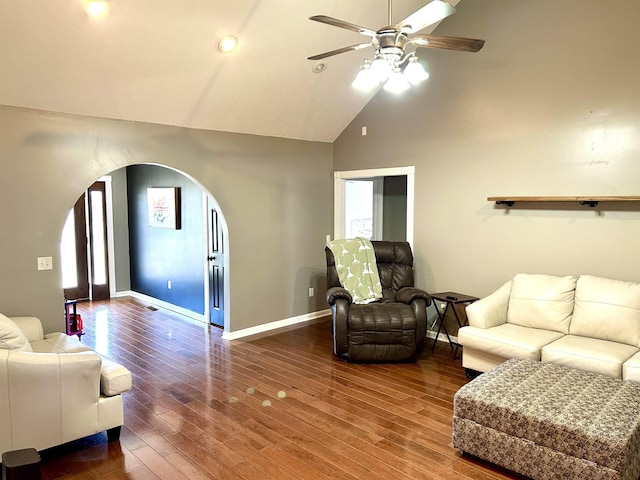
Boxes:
[0,312,132,456]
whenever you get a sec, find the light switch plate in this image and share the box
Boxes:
[37,256,53,270]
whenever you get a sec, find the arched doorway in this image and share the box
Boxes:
[60,164,230,331]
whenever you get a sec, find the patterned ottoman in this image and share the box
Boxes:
[452,358,640,480]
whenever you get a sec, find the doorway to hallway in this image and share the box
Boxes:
[334,166,414,244]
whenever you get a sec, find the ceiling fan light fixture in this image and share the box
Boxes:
[383,69,410,94]
[352,62,379,91]
[308,0,485,95]
[403,57,429,85]
[370,56,393,82]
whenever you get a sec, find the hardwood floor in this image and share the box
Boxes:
[39,297,521,480]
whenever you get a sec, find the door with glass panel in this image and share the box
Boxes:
[61,181,110,301]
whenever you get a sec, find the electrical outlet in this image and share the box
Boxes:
[167,280,172,289]
[309,287,314,297]
[37,256,53,271]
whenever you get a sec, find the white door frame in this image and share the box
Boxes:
[334,166,415,245]
[99,175,116,299]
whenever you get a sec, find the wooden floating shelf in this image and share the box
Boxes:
[488,196,640,208]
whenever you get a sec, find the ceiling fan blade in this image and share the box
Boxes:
[410,34,485,52]
[307,43,372,61]
[397,0,456,33]
[309,15,377,37]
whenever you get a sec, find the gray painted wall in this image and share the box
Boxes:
[0,105,332,333]
[334,0,640,298]
[383,176,407,242]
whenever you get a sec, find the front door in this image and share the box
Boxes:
[87,182,110,300]
[61,181,111,301]
[207,201,224,327]
[62,196,89,300]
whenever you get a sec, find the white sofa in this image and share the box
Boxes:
[0,313,132,456]
[458,274,640,381]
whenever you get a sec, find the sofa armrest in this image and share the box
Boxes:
[1,349,101,448]
[9,316,44,342]
[466,280,513,329]
[98,354,132,396]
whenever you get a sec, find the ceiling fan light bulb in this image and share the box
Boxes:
[383,70,411,94]
[371,57,392,82]
[352,65,379,91]
[403,59,429,85]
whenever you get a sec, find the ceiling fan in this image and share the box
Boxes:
[307,0,485,93]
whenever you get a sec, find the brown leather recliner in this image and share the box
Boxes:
[325,240,431,363]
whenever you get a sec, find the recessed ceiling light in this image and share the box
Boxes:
[85,0,107,17]
[218,35,239,53]
[313,62,327,73]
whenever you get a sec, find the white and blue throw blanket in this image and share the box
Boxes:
[327,238,383,304]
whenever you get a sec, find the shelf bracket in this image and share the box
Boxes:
[579,200,599,208]
[495,200,515,207]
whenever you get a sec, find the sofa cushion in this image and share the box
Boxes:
[507,274,577,334]
[542,335,639,379]
[458,323,565,362]
[570,275,640,347]
[0,313,33,352]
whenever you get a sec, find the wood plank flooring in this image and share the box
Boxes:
[38,297,522,480]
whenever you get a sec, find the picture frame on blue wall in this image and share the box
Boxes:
[147,187,181,229]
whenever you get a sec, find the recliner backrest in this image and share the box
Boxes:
[326,240,415,301]
[372,241,414,300]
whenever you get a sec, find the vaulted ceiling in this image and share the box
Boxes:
[0,0,462,142]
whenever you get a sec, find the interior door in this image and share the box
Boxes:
[344,178,383,240]
[207,201,224,327]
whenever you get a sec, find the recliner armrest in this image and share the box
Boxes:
[396,287,432,306]
[327,286,352,305]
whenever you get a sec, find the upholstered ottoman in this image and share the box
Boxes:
[452,358,640,480]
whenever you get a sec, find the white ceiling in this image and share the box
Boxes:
[0,0,460,143]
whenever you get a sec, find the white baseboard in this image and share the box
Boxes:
[116,290,330,341]
[222,309,331,341]
[116,290,206,323]
[113,292,454,345]
[427,329,459,345]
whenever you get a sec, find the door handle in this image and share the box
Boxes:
[207,255,216,261]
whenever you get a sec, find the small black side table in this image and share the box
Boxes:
[430,291,479,356]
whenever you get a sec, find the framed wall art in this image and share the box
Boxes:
[147,187,181,229]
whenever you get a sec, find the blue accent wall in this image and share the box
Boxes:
[127,165,204,314]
